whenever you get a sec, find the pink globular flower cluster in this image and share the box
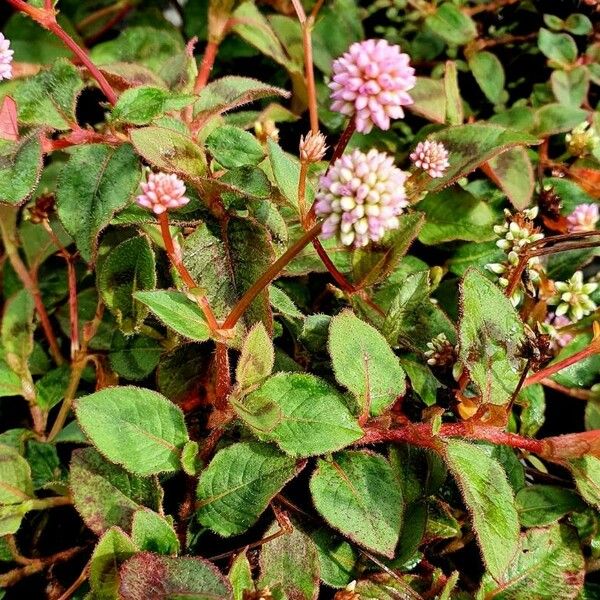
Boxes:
[136,171,190,215]
[0,34,14,81]
[410,140,450,178]
[315,149,409,248]
[566,203,599,233]
[329,39,416,134]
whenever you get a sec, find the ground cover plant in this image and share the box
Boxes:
[0,0,599,597]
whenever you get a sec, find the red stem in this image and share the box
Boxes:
[361,423,546,455]
[214,343,231,408]
[312,238,355,293]
[222,222,323,329]
[66,257,79,359]
[193,40,219,95]
[524,341,600,387]
[6,0,118,105]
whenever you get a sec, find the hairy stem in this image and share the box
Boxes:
[194,40,219,94]
[524,340,600,387]
[6,0,118,104]
[223,222,323,329]
[361,423,546,455]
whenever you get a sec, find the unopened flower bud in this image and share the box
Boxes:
[299,131,327,163]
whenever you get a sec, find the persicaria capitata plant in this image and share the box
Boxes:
[0,0,599,598]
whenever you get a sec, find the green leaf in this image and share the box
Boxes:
[2,289,34,376]
[14,59,84,130]
[111,86,195,125]
[34,366,70,410]
[425,3,477,46]
[312,528,358,589]
[26,440,61,489]
[533,103,588,136]
[0,443,33,504]
[312,0,363,74]
[99,236,156,333]
[75,386,189,475]
[551,66,589,108]
[565,13,593,35]
[267,138,309,208]
[468,51,506,105]
[119,553,232,599]
[408,77,445,123]
[444,440,520,580]
[258,520,320,600]
[132,509,180,555]
[129,126,206,178]
[237,373,363,457]
[516,484,585,527]
[193,76,290,122]
[90,527,137,600]
[0,360,22,398]
[444,61,462,125]
[459,269,524,406]
[229,552,254,600]
[381,270,456,352]
[538,28,577,65]
[56,143,141,263]
[206,125,265,168]
[70,447,163,535]
[109,333,162,381]
[236,322,274,390]
[399,357,442,407]
[329,310,406,416]
[352,212,425,289]
[231,1,297,72]
[310,451,403,558]
[0,133,43,206]
[425,124,538,193]
[568,456,600,509]
[91,26,186,73]
[480,524,584,599]
[134,290,211,342]
[485,146,534,210]
[196,441,300,536]
[418,187,496,245]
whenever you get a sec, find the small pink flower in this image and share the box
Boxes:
[566,203,599,233]
[136,171,190,215]
[410,140,449,178]
[545,313,573,350]
[329,39,416,134]
[0,34,14,81]
[315,148,409,247]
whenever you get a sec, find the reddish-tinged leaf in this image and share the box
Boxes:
[0,97,19,142]
[119,552,232,599]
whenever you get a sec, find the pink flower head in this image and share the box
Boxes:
[566,203,599,233]
[410,140,449,178]
[544,313,573,350]
[0,34,14,81]
[136,171,190,215]
[329,39,416,134]
[315,148,409,248]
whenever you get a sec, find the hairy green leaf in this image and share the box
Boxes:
[196,441,300,536]
[237,373,363,457]
[75,386,189,475]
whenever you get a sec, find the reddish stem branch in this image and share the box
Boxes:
[6,0,118,104]
[330,116,356,163]
[214,343,231,409]
[524,340,600,387]
[361,423,546,455]
[312,238,355,293]
[158,212,220,333]
[223,222,323,329]
[66,257,79,359]
[193,40,219,95]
